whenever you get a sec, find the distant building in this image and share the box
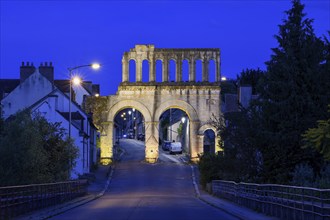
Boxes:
[222,85,258,113]
[0,62,100,178]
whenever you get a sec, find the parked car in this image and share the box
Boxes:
[169,142,182,154]
[137,133,145,141]
[162,140,171,151]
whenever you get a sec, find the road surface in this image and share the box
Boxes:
[51,139,238,220]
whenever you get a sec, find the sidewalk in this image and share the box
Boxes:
[191,165,278,220]
[198,190,277,220]
[16,164,113,220]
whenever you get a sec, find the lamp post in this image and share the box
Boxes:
[68,63,100,139]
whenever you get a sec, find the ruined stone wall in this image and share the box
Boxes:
[100,45,222,164]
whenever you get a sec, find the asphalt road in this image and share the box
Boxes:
[51,139,238,220]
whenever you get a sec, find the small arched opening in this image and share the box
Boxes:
[203,129,215,155]
[169,59,176,82]
[156,60,163,82]
[182,59,189,82]
[129,59,136,82]
[195,60,202,82]
[142,60,149,82]
[208,59,216,82]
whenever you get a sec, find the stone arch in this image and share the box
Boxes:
[198,124,222,154]
[108,99,152,122]
[198,124,217,135]
[154,99,199,122]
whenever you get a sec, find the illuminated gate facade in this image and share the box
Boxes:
[100,45,222,164]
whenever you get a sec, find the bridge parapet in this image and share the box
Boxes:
[212,180,330,220]
[0,180,87,219]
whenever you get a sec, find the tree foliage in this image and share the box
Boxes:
[256,0,329,183]
[302,105,330,161]
[202,0,330,186]
[83,96,108,134]
[0,110,78,187]
[237,68,265,94]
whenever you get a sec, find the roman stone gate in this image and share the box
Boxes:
[100,45,222,164]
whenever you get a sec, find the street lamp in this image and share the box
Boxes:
[181,117,186,123]
[68,63,100,138]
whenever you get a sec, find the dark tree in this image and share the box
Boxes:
[257,0,329,183]
[0,110,78,186]
[237,68,265,94]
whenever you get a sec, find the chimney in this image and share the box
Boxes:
[39,62,54,83]
[92,84,100,96]
[20,62,36,83]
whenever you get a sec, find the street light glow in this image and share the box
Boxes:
[68,62,101,139]
[95,93,100,97]
[221,76,227,81]
[72,76,82,86]
[181,117,186,123]
[91,63,101,70]
[128,111,132,115]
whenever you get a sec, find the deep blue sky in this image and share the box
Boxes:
[1,0,329,95]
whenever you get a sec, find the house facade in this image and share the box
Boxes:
[0,62,99,179]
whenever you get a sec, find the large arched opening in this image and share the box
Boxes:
[159,108,190,155]
[113,107,145,160]
[154,100,200,161]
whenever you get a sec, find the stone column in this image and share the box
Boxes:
[100,121,113,165]
[149,58,155,82]
[202,59,209,82]
[122,56,129,82]
[189,120,201,163]
[215,135,222,153]
[144,121,159,163]
[136,56,142,82]
[162,58,169,82]
[176,57,182,82]
[216,56,220,82]
[189,59,196,82]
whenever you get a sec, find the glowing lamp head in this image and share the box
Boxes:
[181,117,186,123]
[221,76,227,81]
[91,63,101,70]
[72,76,82,86]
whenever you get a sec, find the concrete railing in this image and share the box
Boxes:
[0,179,88,219]
[212,180,330,220]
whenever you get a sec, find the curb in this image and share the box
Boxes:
[190,165,247,220]
[18,164,116,220]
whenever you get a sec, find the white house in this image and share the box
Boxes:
[0,62,99,179]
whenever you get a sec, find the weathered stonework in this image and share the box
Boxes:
[100,45,222,164]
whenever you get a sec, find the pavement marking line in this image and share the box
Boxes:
[190,165,200,197]
[97,165,115,197]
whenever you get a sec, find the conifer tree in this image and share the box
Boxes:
[257,0,329,183]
